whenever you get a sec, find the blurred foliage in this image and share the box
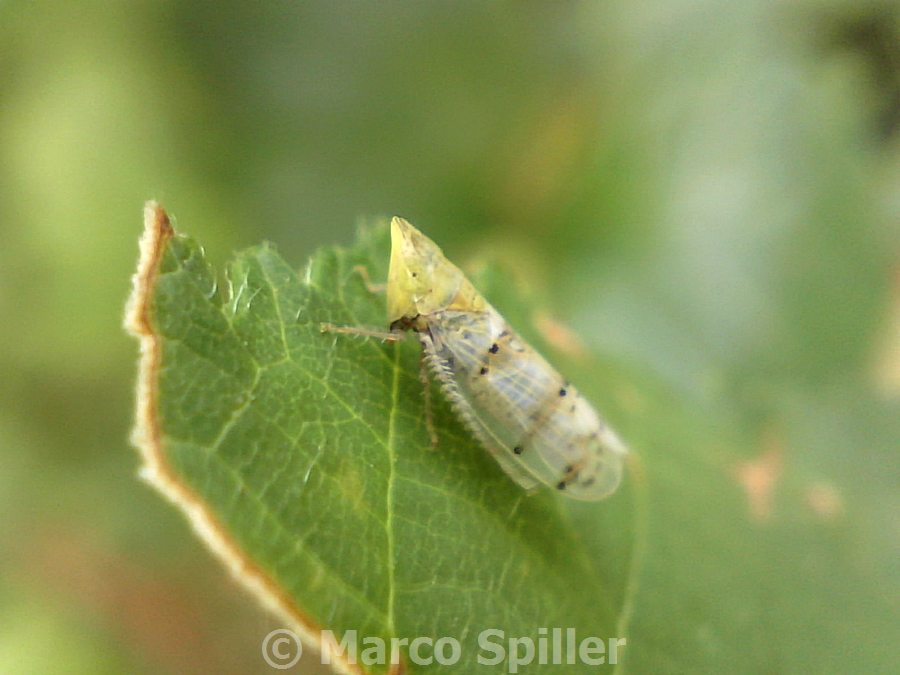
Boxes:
[0,1,898,674]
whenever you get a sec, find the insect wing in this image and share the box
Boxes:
[417,323,542,493]
[424,307,625,500]
[536,389,627,500]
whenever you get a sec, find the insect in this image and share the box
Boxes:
[323,218,627,500]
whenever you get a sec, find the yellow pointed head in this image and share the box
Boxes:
[387,217,480,323]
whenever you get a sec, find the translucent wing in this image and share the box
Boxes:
[417,329,542,493]
[422,307,626,501]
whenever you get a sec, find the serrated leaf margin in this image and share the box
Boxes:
[123,201,391,675]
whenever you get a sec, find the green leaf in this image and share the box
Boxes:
[127,204,640,674]
[129,201,899,675]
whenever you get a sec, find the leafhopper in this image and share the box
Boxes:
[324,218,627,501]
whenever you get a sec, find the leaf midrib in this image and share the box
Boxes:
[384,340,402,639]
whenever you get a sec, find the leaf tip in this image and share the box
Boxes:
[124,200,175,338]
[125,201,174,495]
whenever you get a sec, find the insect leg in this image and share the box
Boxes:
[419,347,439,447]
[319,323,404,341]
[350,264,387,293]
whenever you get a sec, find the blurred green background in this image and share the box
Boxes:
[1,1,898,674]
